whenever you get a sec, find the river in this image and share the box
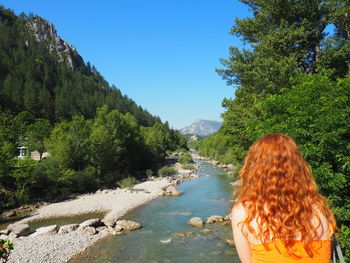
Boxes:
[69,160,240,263]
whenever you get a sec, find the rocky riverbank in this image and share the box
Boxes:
[2,159,201,263]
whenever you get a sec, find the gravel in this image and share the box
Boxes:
[7,178,173,263]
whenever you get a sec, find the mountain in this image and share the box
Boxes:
[179,119,221,136]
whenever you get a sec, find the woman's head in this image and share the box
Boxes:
[235,133,335,257]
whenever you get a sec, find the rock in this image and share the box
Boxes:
[0,229,10,235]
[224,214,231,221]
[1,210,16,218]
[80,218,101,228]
[177,232,187,237]
[224,249,236,255]
[31,225,58,237]
[227,171,234,177]
[115,220,142,231]
[9,232,17,240]
[200,228,212,233]
[82,226,96,235]
[58,224,79,235]
[227,164,234,170]
[114,225,122,232]
[102,190,110,194]
[7,223,30,237]
[158,190,166,196]
[226,239,235,247]
[0,234,8,240]
[188,217,204,227]
[211,160,219,165]
[102,218,116,227]
[206,215,224,224]
[165,186,182,196]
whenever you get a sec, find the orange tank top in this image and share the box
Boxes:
[250,239,331,263]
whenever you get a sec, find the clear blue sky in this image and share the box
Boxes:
[1,0,250,129]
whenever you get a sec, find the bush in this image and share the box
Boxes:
[158,166,177,177]
[182,164,193,170]
[146,169,153,177]
[119,177,138,189]
[178,153,193,164]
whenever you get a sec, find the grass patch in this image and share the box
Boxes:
[158,166,177,177]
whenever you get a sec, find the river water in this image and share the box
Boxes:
[69,160,240,263]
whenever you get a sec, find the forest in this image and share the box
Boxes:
[0,6,186,210]
[196,0,350,260]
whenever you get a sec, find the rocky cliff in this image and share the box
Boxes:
[27,16,84,69]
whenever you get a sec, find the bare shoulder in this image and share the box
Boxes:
[231,203,247,223]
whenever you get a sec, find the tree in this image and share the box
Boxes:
[25,118,51,160]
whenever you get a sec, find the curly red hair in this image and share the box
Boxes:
[235,133,336,258]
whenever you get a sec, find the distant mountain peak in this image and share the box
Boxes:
[179,119,221,136]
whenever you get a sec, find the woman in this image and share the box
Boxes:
[231,133,336,263]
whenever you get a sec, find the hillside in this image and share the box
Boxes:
[0,6,157,126]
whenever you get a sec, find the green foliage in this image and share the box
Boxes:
[181,164,193,170]
[0,239,14,262]
[146,169,153,177]
[25,118,51,159]
[0,6,187,208]
[339,225,350,262]
[178,153,193,164]
[158,166,177,177]
[119,177,138,189]
[251,74,350,209]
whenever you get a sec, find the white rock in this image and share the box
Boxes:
[31,225,58,237]
[206,215,224,224]
[188,217,204,227]
[115,220,142,231]
[58,224,79,235]
[80,218,101,228]
[7,223,30,237]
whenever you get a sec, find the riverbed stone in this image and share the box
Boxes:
[1,210,16,218]
[7,223,30,237]
[227,239,235,247]
[165,186,182,196]
[0,229,10,235]
[0,234,8,240]
[115,220,142,231]
[82,226,96,235]
[188,217,204,227]
[58,224,79,235]
[80,218,101,228]
[31,225,59,237]
[206,215,224,224]
[200,228,212,233]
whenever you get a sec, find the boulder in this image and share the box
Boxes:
[227,171,234,177]
[227,239,235,247]
[206,215,224,224]
[1,210,16,218]
[165,186,182,196]
[101,218,116,227]
[200,228,212,233]
[188,217,204,227]
[8,232,17,240]
[7,223,30,237]
[227,164,234,170]
[82,226,96,235]
[224,214,231,221]
[58,224,79,235]
[31,225,58,237]
[115,220,142,231]
[0,229,10,235]
[0,234,8,240]
[80,218,101,228]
